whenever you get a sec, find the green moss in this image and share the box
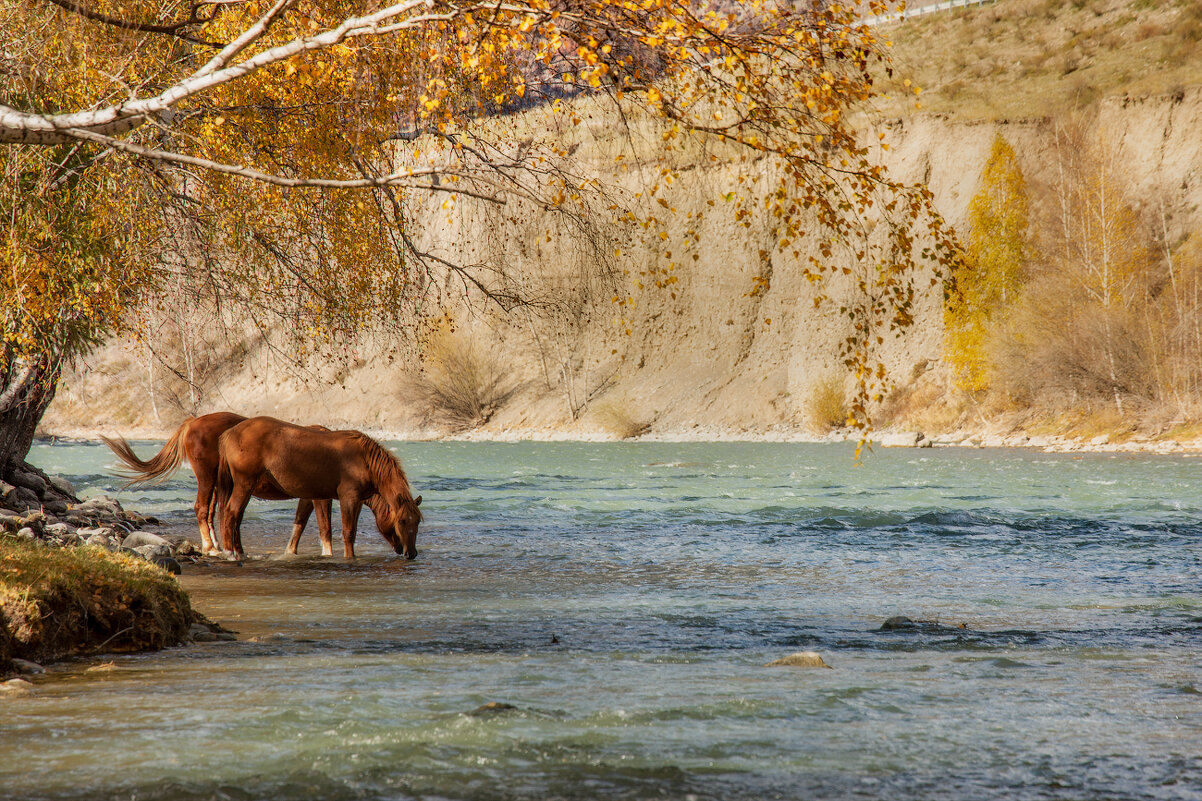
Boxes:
[0,536,196,673]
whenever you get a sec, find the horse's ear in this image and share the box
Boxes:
[415,495,422,507]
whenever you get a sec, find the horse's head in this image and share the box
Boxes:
[378,493,422,559]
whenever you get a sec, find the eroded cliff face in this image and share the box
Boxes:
[42,88,1202,440]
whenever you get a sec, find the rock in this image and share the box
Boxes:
[148,555,182,575]
[0,512,24,533]
[44,523,80,546]
[75,496,123,516]
[43,499,70,515]
[83,530,120,550]
[880,431,924,448]
[4,486,41,513]
[878,616,968,632]
[16,527,38,541]
[766,651,833,668]
[8,469,46,497]
[189,622,236,642]
[121,531,170,549]
[47,475,76,497]
[0,678,34,693]
[173,539,202,557]
[468,701,520,717]
[10,658,44,675]
[133,543,174,560]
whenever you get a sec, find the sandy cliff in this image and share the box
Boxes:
[42,87,1202,446]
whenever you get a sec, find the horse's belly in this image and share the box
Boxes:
[262,465,341,500]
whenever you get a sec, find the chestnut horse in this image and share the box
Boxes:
[216,416,422,560]
[102,412,335,557]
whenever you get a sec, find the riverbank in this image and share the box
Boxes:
[0,537,197,680]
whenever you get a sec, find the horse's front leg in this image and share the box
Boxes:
[315,499,334,557]
[339,498,363,559]
[286,499,314,555]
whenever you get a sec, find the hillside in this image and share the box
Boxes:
[41,0,1202,450]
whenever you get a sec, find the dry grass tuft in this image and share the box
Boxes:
[805,374,849,432]
[592,400,652,439]
[412,329,517,432]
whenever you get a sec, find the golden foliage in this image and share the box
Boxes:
[3,0,959,440]
[944,133,1028,392]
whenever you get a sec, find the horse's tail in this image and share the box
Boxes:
[101,419,193,487]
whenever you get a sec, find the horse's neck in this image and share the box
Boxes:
[365,494,394,528]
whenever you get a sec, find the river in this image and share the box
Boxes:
[3,440,1201,800]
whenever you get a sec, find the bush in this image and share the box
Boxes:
[806,374,849,431]
[412,329,516,431]
[592,400,651,439]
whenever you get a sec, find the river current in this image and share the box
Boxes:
[3,440,1201,800]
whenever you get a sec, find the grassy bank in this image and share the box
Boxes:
[1,536,197,675]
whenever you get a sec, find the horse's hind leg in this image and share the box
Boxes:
[287,500,314,555]
[194,482,220,557]
[220,480,254,561]
[315,500,334,557]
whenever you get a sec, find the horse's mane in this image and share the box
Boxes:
[354,433,422,520]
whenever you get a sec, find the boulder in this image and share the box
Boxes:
[3,485,41,513]
[878,616,968,633]
[121,531,171,549]
[148,555,182,575]
[188,623,236,642]
[133,543,175,561]
[10,658,44,675]
[879,431,925,448]
[16,527,38,542]
[47,475,76,497]
[0,513,24,533]
[765,651,833,668]
[82,529,121,550]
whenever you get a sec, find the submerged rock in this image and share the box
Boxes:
[468,701,520,717]
[0,678,34,693]
[10,658,44,675]
[878,616,968,632]
[765,651,833,668]
[188,622,236,642]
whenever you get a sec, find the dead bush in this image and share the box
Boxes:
[592,400,652,439]
[412,330,516,431]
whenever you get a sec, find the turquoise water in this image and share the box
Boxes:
[4,440,1202,800]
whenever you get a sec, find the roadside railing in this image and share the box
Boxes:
[861,0,999,26]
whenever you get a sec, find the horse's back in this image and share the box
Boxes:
[222,417,364,499]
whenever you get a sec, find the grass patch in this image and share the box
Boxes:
[1,538,196,673]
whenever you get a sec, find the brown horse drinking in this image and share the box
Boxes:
[216,416,422,560]
[103,412,335,557]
